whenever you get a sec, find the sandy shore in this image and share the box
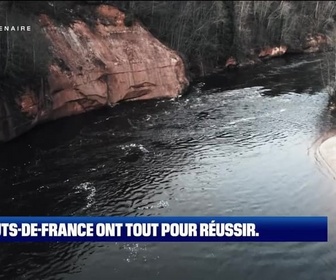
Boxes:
[316,136,336,180]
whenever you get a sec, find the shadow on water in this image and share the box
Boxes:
[0,100,204,279]
[195,53,326,96]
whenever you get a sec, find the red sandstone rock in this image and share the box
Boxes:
[0,5,189,141]
[16,89,39,117]
[303,33,330,53]
[225,57,238,68]
[258,45,287,58]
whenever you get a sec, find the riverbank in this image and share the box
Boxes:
[0,2,333,143]
[315,134,336,180]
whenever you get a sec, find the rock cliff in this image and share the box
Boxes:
[0,5,189,142]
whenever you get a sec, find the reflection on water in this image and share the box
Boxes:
[1,54,336,279]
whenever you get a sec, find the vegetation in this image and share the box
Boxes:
[318,11,336,107]
[322,40,336,108]
[0,2,50,98]
[1,1,336,98]
[109,1,336,76]
[0,1,100,98]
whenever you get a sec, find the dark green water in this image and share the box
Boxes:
[0,54,336,279]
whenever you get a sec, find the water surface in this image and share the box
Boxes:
[0,54,336,279]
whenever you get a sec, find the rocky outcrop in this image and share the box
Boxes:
[302,33,331,53]
[224,45,287,69]
[224,33,331,69]
[0,5,189,142]
[225,57,238,68]
[258,45,288,58]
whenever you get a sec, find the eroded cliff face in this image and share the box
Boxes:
[0,5,189,142]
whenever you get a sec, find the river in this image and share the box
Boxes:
[0,53,336,279]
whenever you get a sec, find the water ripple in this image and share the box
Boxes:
[0,54,335,280]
